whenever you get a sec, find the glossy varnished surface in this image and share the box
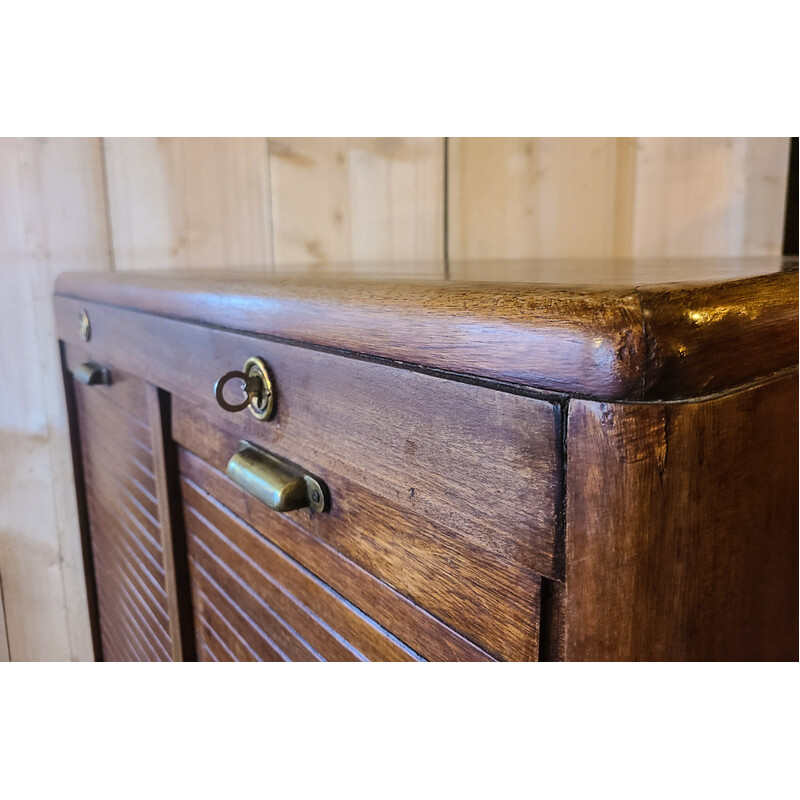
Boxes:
[565,373,799,661]
[55,258,798,400]
[181,447,493,662]
[174,405,540,660]
[55,260,799,661]
[55,297,562,577]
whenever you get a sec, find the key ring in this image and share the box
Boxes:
[213,357,276,420]
[214,370,257,413]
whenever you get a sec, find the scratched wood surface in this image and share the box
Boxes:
[0,136,794,659]
[55,260,798,401]
[565,373,799,661]
[55,298,562,573]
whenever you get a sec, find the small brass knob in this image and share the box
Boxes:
[214,357,275,421]
[78,309,91,342]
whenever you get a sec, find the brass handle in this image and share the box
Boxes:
[73,362,111,386]
[226,441,327,514]
[214,357,275,420]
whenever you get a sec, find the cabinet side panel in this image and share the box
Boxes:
[565,374,799,661]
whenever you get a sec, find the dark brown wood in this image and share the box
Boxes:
[73,369,175,661]
[55,260,799,662]
[178,439,519,660]
[565,373,799,661]
[639,273,800,399]
[57,297,561,580]
[180,452,490,661]
[146,385,195,661]
[55,257,797,400]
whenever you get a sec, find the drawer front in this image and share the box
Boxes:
[181,447,491,661]
[71,361,176,661]
[56,297,563,661]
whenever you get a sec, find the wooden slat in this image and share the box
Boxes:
[269,137,445,267]
[74,373,176,662]
[89,521,170,635]
[85,475,172,644]
[102,137,273,271]
[191,562,320,662]
[187,522,354,662]
[92,546,172,658]
[147,385,193,661]
[183,481,421,662]
[195,584,280,662]
[178,425,539,659]
[179,447,496,662]
[565,373,799,661]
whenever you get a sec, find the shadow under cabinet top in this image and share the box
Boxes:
[55,256,799,402]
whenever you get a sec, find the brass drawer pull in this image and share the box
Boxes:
[227,441,328,514]
[214,357,275,420]
[73,361,111,386]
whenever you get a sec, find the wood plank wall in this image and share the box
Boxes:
[0,137,791,660]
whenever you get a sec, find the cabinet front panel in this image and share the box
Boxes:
[73,367,175,661]
[175,409,540,661]
[53,296,562,580]
[180,447,492,662]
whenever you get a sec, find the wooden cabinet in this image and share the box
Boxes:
[56,258,799,661]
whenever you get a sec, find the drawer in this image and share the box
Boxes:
[55,297,563,661]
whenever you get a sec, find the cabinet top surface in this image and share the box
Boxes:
[55,258,798,401]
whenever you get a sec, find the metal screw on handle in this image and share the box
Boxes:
[214,357,276,420]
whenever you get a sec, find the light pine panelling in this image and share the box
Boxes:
[269,138,445,269]
[448,138,637,259]
[631,138,791,256]
[448,137,790,260]
[103,138,273,270]
[0,137,111,661]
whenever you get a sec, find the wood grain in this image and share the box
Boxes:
[631,138,791,257]
[179,447,493,661]
[565,373,799,661]
[0,137,110,661]
[184,471,433,661]
[56,273,646,399]
[640,273,800,398]
[448,138,635,259]
[103,137,273,271]
[74,373,176,661]
[146,385,194,661]
[176,423,536,661]
[55,260,797,400]
[269,138,444,267]
[448,138,790,259]
[57,299,562,579]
